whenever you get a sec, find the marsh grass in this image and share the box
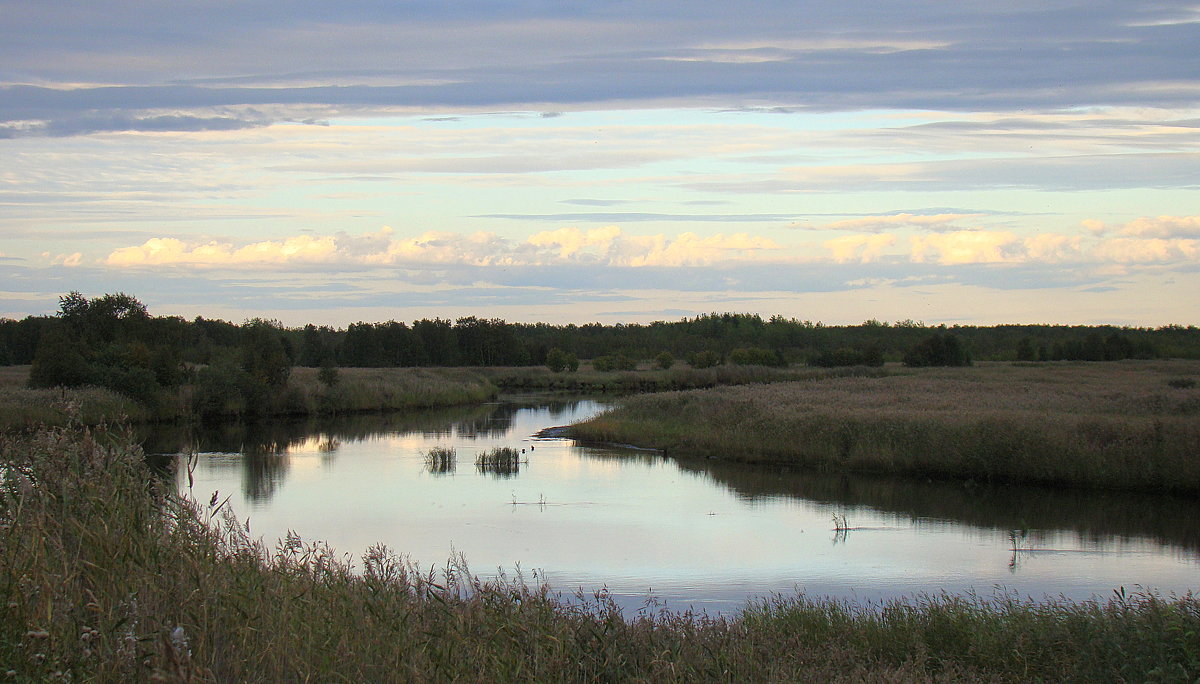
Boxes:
[423,445,457,474]
[0,366,497,430]
[569,360,1200,493]
[475,446,524,477]
[2,422,1198,682]
[483,364,887,394]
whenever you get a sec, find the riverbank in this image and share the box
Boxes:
[567,360,1200,494]
[2,422,1196,682]
[0,365,497,431]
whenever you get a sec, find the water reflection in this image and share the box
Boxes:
[143,399,589,501]
[662,456,1200,555]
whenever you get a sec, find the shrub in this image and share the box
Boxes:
[655,351,675,369]
[729,347,785,367]
[688,350,722,369]
[545,347,578,373]
[809,346,884,368]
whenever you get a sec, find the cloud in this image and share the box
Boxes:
[106,235,338,267]
[1086,215,1200,238]
[0,113,267,138]
[1091,237,1199,263]
[104,226,782,270]
[805,213,980,233]
[686,152,1200,194]
[480,212,801,223]
[824,234,896,263]
[3,3,1200,132]
[527,226,622,260]
[910,231,1023,265]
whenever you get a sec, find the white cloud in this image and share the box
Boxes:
[1092,237,1199,263]
[527,226,622,260]
[103,226,781,270]
[106,235,337,266]
[824,234,896,263]
[1090,215,1200,238]
[45,251,83,266]
[910,231,1021,265]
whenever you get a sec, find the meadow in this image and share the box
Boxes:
[568,360,1200,494]
[2,421,1197,682]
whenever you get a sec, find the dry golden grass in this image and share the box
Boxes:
[571,360,1200,493]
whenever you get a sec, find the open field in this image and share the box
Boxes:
[2,422,1197,682]
[568,360,1200,494]
[0,366,497,431]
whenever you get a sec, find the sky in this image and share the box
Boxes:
[2,1,1198,327]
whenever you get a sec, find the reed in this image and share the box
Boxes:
[475,446,523,476]
[2,422,1197,682]
[568,360,1200,494]
[423,445,457,474]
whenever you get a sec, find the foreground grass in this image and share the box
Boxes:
[0,366,497,431]
[2,423,1198,682]
[569,360,1200,494]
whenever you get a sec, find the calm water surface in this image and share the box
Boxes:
[147,397,1199,614]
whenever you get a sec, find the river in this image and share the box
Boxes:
[143,395,1200,614]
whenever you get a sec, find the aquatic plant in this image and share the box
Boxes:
[423,445,456,474]
[475,446,523,476]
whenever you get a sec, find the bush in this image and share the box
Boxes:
[688,350,722,369]
[730,347,786,367]
[809,346,884,368]
[545,348,578,373]
[654,351,674,369]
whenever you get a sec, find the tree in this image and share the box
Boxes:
[28,325,93,388]
[655,351,674,369]
[903,333,972,367]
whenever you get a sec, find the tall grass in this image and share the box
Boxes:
[483,363,887,394]
[0,366,498,430]
[569,360,1200,493]
[2,422,1198,682]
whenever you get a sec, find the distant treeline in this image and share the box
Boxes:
[3,294,1198,380]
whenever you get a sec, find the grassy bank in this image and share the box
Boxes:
[0,365,497,431]
[2,422,1197,682]
[483,363,886,394]
[569,360,1200,494]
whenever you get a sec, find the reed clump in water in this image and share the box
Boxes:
[2,421,1198,682]
[569,360,1200,494]
[423,445,457,474]
[475,446,523,476]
